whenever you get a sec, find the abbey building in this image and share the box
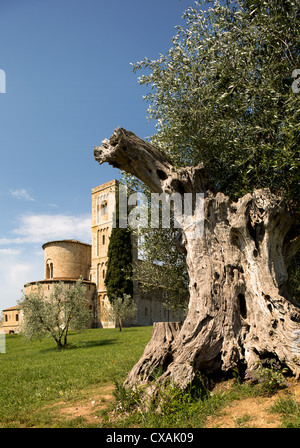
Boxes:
[1,180,181,333]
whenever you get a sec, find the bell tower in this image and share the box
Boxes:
[91,180,118,326]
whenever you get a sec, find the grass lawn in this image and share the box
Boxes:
[0,327,152,427]
[1,327,300,428]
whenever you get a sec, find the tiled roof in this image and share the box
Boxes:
[2,305,20,312]
[42,239,91,249]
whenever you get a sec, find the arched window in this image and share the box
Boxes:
[96,196,101,223]
[101,201,108,216]
[97,263,100,287]
[97,230,100,256]
[102,234,105,245]
[96,196,108,223]
[46,260,53,279]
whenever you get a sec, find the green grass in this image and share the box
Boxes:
[1,328,299,428]
[270,396,300,428]
[0,327,152,427]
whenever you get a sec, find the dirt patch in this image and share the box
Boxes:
[48,379,300,428]
[206,380,300,428]
[52,384,115,425]
[206,395,281,428]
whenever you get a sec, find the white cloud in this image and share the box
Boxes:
[0,212,92,310]
[0,248,22,255]
[10,188,35,201]
[0,238,24,245]
[0,213,91,245]
[0,251,44,310]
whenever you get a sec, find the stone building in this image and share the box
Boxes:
[0,239,96,334]
[1,180,183,332]
[1,306,21,334]
[23,239,96,327]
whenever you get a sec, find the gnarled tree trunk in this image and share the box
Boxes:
[94,128,300,388]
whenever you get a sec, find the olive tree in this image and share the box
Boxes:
[19,279,92,349]
[124,0,300,317]
[101,294,137,331]
[94,0,300,388]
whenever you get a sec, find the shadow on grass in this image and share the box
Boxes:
[39,338,118,353]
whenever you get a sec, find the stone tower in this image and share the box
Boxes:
[91,180,118,327]
[42,240,92,281]
[23,239,96,328]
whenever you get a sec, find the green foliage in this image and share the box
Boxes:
[129,0,299,299]
[105,227,133,301]
[113,372,224,428]
[0,327,153,427]
[122,180,189,314]
[1,331,299,428]
[270,396,300,428]
[105,189,133,302]
[133,0,299,210]
[136,226,189,314]
[19,279,91,349]
[101,294,137,331]
[113,381,144,413]
[289,251,300,303]
[244,358,289,395]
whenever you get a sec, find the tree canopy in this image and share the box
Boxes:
[19,280,92,349]
[132,0,299,215]
[127,0,299,301]
[101,294,137,331]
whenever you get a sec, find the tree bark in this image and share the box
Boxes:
[124,322,181,387]
[94,128,300,388]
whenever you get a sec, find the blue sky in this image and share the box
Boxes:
[0,0,192,310]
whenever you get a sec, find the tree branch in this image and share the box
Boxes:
[94,128,210,194]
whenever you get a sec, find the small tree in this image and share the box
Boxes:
[135,226,189,315]
[105,227,134,301]
[105,183,134,302]
[19,279,91,349]
[101,294,137,331]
